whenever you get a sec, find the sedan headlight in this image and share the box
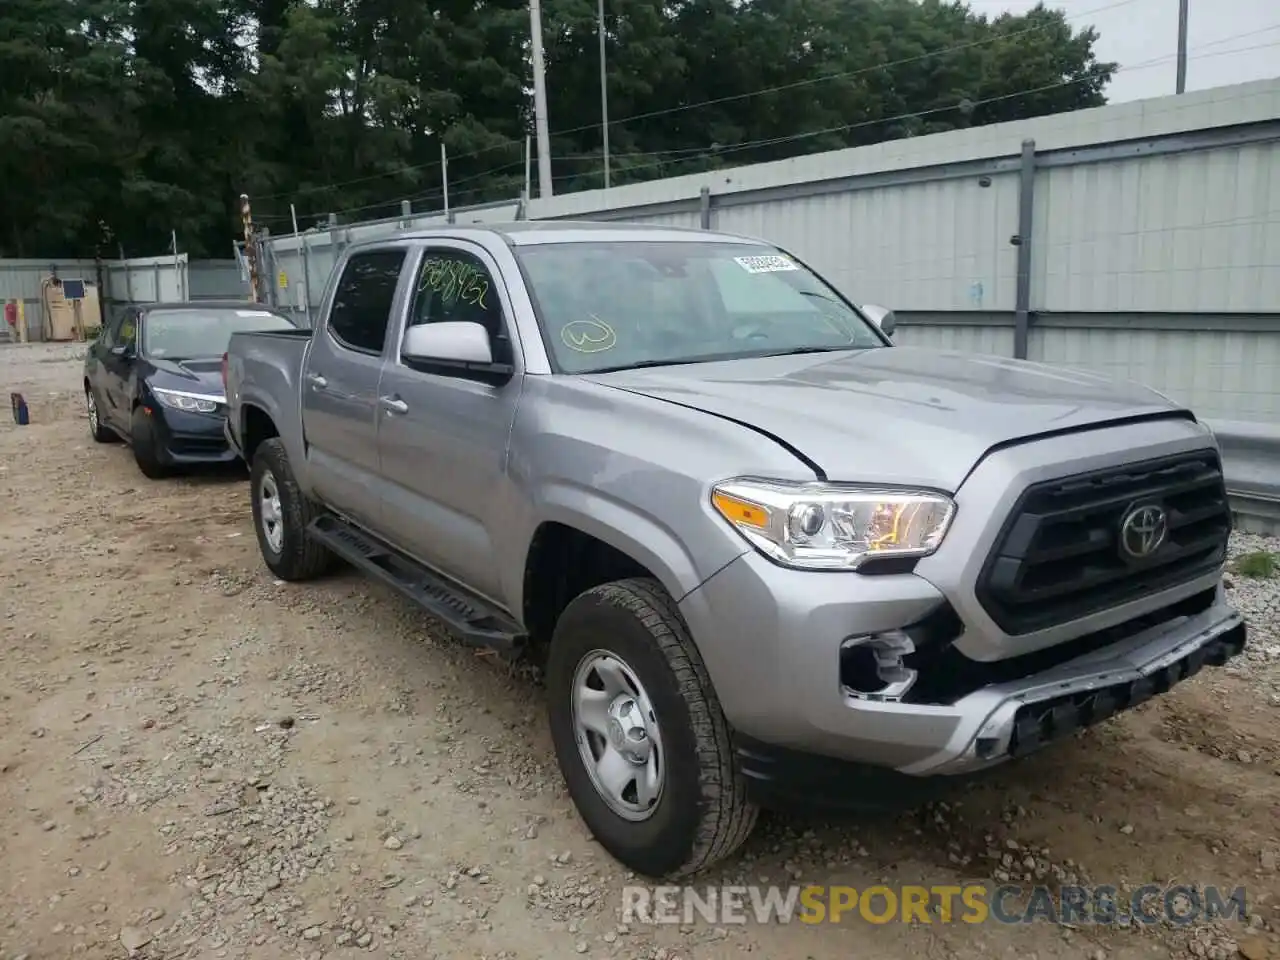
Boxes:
[151,387,222,414]
[710,478,955,570]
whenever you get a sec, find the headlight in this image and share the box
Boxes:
[710,478,956,570]
[151,387,222,414]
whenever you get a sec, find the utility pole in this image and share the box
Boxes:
[598,0,610,188]
[1175,0,1189,93]
[529,0,554,198]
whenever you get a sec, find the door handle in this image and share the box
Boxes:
[306,372,328,389]
[379,396,408,415]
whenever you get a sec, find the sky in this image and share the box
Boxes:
[980,0,1279,102]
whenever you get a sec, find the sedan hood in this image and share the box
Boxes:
[147,357,225,396]
[584,346,1190,490]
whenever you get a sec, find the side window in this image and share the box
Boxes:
[118,311,138,349]
[327,249,407,354]
[407,249,511,364]
[100,311,124,348]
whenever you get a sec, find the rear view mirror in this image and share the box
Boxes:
[861,304,896,338]
[402,321,493,365]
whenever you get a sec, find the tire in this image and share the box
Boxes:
[130,407,169,479]
[85,386,118,443]
[546,577,758,878]
[249,437,333,581]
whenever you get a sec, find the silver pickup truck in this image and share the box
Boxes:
[223,222,1245,878]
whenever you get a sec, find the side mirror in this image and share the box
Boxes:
[110,344,134,358]
[402,321,493,365]
[861,304,896,338]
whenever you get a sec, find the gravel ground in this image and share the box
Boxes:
[2,341,1278,960]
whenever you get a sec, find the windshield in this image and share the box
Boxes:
[141,307,294,359]
[514,240,885,374]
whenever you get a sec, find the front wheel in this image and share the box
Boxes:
[546,578,758,878]
[249,438,333,581]
[130,407,169,479]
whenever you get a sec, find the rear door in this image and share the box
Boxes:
[300,246,410,531]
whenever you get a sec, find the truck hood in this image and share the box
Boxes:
[584,345,1190,490]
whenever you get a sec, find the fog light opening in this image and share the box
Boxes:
[840,631,918,702]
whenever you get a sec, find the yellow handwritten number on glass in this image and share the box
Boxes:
[561,317,617,353]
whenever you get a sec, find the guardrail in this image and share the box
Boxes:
[1207,419,1280,537]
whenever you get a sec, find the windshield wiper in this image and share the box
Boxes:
[797,290,847,307]
[588,355,740,374]
[753,345,859,358]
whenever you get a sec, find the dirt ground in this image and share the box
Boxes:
[2,341,1279,960]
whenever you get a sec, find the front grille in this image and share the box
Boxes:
[975,450,1231,635]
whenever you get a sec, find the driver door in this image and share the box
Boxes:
[100,308,139,429]
[374,242,522,600]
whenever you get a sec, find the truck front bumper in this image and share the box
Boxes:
[678,550,1245,809]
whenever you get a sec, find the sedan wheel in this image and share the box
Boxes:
[86,388,117,443]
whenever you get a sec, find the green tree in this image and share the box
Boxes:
[0,0,1116,260]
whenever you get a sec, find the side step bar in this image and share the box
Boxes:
[308,514,525,652]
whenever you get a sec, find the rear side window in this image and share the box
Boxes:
[328,249,407,354]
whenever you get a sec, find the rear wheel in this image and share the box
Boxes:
[250,438,333,581]
[85,386,117,443]
[546,577,758,878]
[130,407,169,479]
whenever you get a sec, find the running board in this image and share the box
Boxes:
[308,515,525,652]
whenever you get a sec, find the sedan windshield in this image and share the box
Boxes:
[142,307,295,359]
[514,240,885,374]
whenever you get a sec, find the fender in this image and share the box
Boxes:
[530,479,745,604]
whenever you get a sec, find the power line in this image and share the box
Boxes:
[545,33,1280,184]
[300,31,1280,221]
[547,0,1145,138]
[250,0,1143,204]
[265,25,1279,221]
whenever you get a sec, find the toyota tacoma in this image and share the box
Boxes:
[222,222,1245,878]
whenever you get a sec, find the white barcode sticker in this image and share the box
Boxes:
[734,254,799,274]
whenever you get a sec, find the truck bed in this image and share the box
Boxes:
[225,327,314,465]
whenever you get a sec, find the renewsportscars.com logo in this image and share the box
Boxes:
[621,884,1248,926]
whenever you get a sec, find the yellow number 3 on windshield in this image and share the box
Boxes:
[561,317,617,353]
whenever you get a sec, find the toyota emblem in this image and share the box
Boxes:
[1119,503,1168,559]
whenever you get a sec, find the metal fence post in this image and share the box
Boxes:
[327,213,341,260]
[1012,138,1036,360]
[120,244,133,307]
[300,232,314,328]
[260,229,277,308]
